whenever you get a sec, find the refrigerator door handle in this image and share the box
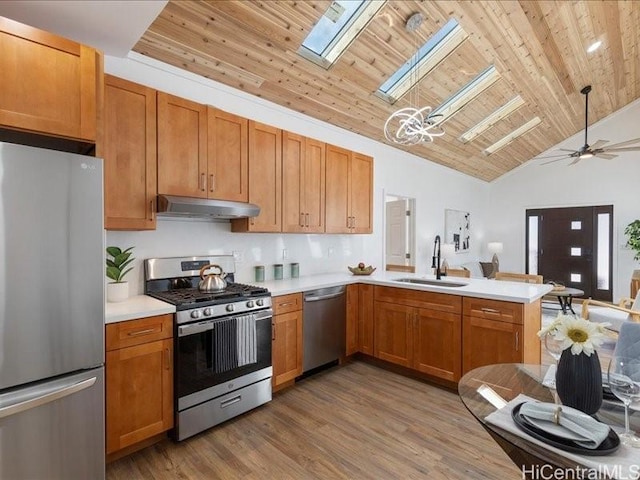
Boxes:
[0,377,96,419]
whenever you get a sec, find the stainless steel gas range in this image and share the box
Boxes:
[144,255,273,441]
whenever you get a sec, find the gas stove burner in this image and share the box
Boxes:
[148,281,270,309]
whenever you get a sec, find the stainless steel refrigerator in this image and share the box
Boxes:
[0,142,105,479]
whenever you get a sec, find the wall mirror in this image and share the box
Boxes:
[384,194,416,273]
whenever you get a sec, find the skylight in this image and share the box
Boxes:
[299,0,386,69]
[430,65,501,124]
[459,96,525,143]
[482,117,542,155]
[378,18,465,103]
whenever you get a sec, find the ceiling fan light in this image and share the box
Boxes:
[587,40,602,53]
[579,152,594,159]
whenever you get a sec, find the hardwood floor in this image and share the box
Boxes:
[107,361,520,479]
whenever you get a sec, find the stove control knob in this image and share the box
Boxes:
[191,310,202,319]
[256,298,264,307]
[226,304,235,313]
[246,300,255,308]
[203,308,213,316]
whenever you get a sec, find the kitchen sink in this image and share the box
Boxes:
[392,278,468,288]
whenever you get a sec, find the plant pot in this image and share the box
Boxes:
[107,282,129,303]
[555,349,603,414]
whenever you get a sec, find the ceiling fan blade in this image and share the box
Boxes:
[568,157,582,166]
[603,146,640,153]
[535,153,574,160]
[604,137,640,149]
[589,139,609,150]
[558,148,579,153]
[541,156,570,165]
[594,153,617,160]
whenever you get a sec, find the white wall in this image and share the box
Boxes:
[487,99,640,300]
[105,53,490,294]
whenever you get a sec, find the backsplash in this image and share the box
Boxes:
[106,218,378,295]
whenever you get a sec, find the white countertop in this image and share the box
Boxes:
[105,271,552,324]
[105,295,175,324]
[260,270,553,303]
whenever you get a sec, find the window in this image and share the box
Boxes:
[596,212,610,290]
[377,18,466,103]
[299,0,386,69]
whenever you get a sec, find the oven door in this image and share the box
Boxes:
[176,309,272,410]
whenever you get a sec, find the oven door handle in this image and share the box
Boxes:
[178,321,214,337]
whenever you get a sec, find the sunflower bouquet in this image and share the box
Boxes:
[537,314,609,356]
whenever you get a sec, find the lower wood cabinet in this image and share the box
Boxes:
[357,283,375,355]
[346,284,359,356]
[272,293,303,390]
[105,314,173,456]
[462,297,541,375]
[373,286,462,381]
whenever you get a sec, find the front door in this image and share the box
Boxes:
[526,206,613,301]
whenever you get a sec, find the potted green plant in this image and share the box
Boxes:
[625,220,640,262]
[106,246,134,302]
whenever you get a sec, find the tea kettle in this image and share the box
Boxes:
[198,264,227,292]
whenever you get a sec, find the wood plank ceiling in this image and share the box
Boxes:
[134,1,640,182]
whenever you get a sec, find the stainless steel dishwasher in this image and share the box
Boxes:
[303,286,346,373]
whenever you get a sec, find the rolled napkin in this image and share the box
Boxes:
[519,402,610,449]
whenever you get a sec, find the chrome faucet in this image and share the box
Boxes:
[431,235,442,280]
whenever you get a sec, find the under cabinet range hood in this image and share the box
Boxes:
[156,195,260,219]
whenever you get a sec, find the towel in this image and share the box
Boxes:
[213,317,238,374]
[519,402,610,449]
[236,314,257,367]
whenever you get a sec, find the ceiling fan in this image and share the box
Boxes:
[538,85,640,166]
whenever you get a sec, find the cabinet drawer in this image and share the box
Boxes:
[374,286,461,314]
[463,297,522,324]
[106,314,173,351]
[273,293,302,315]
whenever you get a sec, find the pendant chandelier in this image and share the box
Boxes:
[384,13,445,145]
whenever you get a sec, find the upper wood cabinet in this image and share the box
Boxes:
[325,144,373,234]
[282,132,326,233]
[232,121,282,232]
[0,16,102,142]
[102,76,157,230]
[207,108,248,202]
[157,92,207,197]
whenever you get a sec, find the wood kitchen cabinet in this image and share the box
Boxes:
[374,286,462,381]
[282,132,325,232]
[325,144,373,234]
[105,314,173,458]
[207,107,248,202]
[157,92,207,197]
[232,121,282,232]
[0,16,102,143]
[102,75,157,230]
[462,297,541,374]
[358,283,375,355]
[272,293,303,390]
[346,284,359,355]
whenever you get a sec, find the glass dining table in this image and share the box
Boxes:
[458,363,639,479]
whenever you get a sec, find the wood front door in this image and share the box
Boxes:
[526,206,613,301]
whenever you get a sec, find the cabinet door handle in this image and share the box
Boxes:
[149,199,155,222]
[164,348,171,370]
[352,216,356,229]
[272,322,276,341]
[480,308,501,314]
[300,213,305,227]
[200,173,206,191]
[305,213,309,227]
[515,331,519,352]
[209,174,215,192]
[127,328,156,337]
